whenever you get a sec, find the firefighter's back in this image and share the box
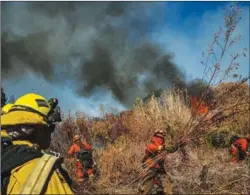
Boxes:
[1,93,73,195]
[1,131,73,195]
[6,157,73,194]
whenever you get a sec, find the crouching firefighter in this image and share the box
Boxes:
[68,135,94,182]
[138,130,185,195]
[230,134,250,163]
[1,93,73,195]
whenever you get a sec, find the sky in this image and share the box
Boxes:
[1,2,249,117]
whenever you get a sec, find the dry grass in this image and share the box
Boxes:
[212,82,250,135]
[50,84,250,194]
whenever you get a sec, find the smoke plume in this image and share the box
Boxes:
[1,2,185,106]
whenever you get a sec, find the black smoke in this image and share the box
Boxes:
[1,2,186,106]
[186,79,214,103]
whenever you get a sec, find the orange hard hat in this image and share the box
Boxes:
[73,135,80,142]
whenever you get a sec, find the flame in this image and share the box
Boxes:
[191,96,209,116]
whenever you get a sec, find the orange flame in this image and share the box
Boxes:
[191,96,209,116]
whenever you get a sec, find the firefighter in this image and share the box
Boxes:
[68,135,94,182]
[230,135,249,163]
[1,93,73,195]
[138,130,185,195]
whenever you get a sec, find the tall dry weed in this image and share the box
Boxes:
[50,87,249,194]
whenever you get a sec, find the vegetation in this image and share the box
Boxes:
[51,83,249,194]
[1,2,247,194]
[43,3,250,194]
[49,3,249,194]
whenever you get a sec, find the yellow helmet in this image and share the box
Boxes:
[1,93,61,126]
[1,103,14,115]
[11,93,51,116]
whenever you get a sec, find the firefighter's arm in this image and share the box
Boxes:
[230,144,239,156]
[146,144,158,153]
[68,145,75,155]
[229,145,233,154]
[82,141,92,150]
[232,142,240,149]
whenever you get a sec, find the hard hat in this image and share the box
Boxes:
[73,135,80,142]
[1,103,14,115]
[11,93,51,117]
[1,93,61,127]
[154,129,166,139]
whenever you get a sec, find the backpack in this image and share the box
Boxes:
[77,143,93,169]
[211,133,226,148]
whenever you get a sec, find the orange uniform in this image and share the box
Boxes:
[68,141,93,178]
[68,141,92,154]
[144,136,166,171]
[139,131,178,195]
[231,138,248,163]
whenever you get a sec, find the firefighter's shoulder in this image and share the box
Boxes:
[7,153,73,194]
[7,158,41,194]
[43,150,73,185]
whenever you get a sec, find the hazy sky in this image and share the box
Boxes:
[1,2,249,117]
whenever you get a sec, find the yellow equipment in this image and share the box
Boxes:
[10,93,51,117]
[19,154,59,194]
[1,93,70,195]
[1,93,61,126]
[1,103,13,115]
[1,137,74,195]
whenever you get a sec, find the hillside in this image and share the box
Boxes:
[50,82,250,194]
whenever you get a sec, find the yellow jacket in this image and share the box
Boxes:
[1,131,73,195]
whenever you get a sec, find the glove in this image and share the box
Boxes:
[158,145,164,151]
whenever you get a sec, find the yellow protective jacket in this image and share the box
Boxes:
[1,131,74,195]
